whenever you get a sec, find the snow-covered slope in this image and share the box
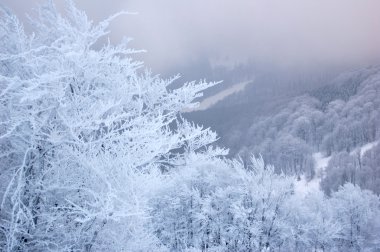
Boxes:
[350,140,379,157]
[294,153,331,197]
[295,140,379,197]
[184,80,252,112]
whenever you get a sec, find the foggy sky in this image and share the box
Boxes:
[3,0,380,74]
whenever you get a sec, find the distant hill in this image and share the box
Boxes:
[185,65,380,194]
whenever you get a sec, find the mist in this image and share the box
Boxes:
[3,0,380,74]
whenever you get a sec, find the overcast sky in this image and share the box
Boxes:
[3,0,380,74]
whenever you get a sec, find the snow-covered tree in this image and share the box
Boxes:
[151,155,295,251]
[330,184,380,251]
[0,1,221,250]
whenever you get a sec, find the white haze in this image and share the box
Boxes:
[3,0,380,74]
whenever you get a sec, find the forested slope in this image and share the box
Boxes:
[195,66,380,195]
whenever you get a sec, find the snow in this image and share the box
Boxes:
[295,141,379,197]
[313,152,331,172]
[350,140,379,157]
[294,176,318,198]
[184,80,252,112]
[294,152,331,197]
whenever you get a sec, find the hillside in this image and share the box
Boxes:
[187,66,380,194]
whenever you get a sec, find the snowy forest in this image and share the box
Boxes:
[0,1,379,251]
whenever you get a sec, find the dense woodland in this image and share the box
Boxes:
[231,66,380,194]
[0,2,379,251]
[188,63,380,198]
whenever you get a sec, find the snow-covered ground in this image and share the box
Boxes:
[184,80,252,112]
[294,153,331,197]
[350,141,379,157]
[295,140,378,197]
